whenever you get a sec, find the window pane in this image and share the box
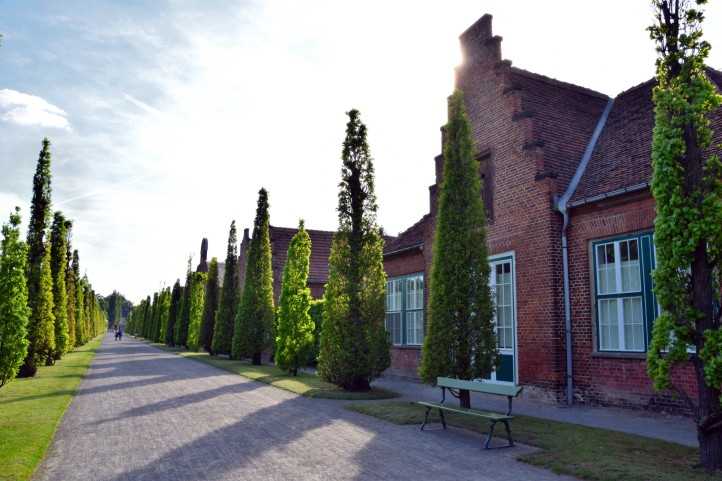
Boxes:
[492,261,513,350]
[598,299,619,350]
[386,279,402,312]
[385,312,402,345]
[597,243,617,294]
[623,297,644,351]
[406,310,424,345]
[620,240,641,292]
[406,275,424,310]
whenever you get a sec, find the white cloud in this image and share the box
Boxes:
[0,89,71,130]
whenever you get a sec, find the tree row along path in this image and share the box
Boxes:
[34,335,575,481]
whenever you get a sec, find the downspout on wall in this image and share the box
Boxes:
[554,99,614,405]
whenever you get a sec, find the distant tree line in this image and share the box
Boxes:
[0,139,108,387]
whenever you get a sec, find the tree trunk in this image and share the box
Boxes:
[459,389,471,409]
[252,352,262,365]
[699,419,722,470]
[345,376,371,392]
[17,358,37,378]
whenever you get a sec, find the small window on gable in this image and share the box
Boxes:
[478,152,494,222]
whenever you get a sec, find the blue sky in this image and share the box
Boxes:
[2,1,722,302]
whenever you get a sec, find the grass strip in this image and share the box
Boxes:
[148,341,398,400]
[346,401,720,481]
[0,336,103,481]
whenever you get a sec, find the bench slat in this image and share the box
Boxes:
[417,401,512,421]
[436,377,522,397]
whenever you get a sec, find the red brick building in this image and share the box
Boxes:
[383,14,722,411]
[238,225,334,302]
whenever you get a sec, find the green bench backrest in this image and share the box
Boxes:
[436,377,522,397]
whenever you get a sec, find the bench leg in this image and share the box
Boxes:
[484,421,497,449]
[503,420,514,447]
[439,409,447,430]
[420,406,431,431]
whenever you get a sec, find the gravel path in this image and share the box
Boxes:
[34,335,575,481]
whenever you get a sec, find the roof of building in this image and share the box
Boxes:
[384,214,429,255]
[571,68,722,205]
[269,225,335,283]
[508,67,610,192]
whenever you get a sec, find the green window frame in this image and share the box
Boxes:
[592,232,657,353]
[385,273,424,346]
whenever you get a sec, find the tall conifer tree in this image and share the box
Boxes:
[176,264,192,347]
[419,91,496,408]
[212,221,238,355]
[0,208,31,386]
[187,272,207,351]
[73,251,85,346]
[318,110,389,391]
[200,258,220,353]
[49,212,69,358]
[166,280,182,345]
[233,189,274,364]
[275,220,314,375]
[22,246,55,371]
[19,139,53,377]
[64,220,75,347]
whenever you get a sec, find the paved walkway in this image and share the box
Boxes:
[374,377,698,447]
[34,335,575,481]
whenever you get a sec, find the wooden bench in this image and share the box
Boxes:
[417,377,523,449]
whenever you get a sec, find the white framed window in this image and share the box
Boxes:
[385,273,424,346]
[593,236,652,352]
[492,261,514,350]
[385,278,403,345]
[406,275,424,345]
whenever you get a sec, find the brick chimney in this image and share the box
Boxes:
[458,14,502,67]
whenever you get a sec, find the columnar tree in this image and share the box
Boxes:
[0,208,31,387]
[49,212,69,359]
[419,91,496,408]
[200,258,220,353]
[157,288,170,343]
[176,264,193,347]
[187,272,207,351]
[64,220,75,346]
[318,110,390,391]
[166,280,182,345]
[212,221,238,355]
[141,295,151,337]
[150,291,160,341]
[72,250,85,346]
[25,245,55,369]
[646,0,722,470]
[275,220,314,375]
[19,139,53,377]
[233,189,274,364]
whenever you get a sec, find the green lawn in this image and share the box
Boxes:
[149,342,398,400]
[0,337,103,481]
[346,401,721,481]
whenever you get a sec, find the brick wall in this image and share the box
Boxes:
[567,192,697,412]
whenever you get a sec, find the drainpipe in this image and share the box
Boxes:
[555,99,614,406]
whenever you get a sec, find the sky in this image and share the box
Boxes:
[2,0,722,303]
